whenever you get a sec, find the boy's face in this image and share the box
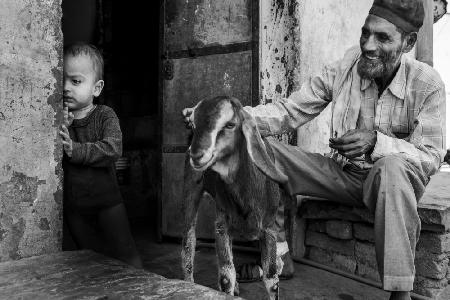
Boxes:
[63,54,103,111]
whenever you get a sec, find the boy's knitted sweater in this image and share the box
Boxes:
[69,105,122,166]
[64,105,123,211]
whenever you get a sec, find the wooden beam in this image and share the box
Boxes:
[416,0,433,66]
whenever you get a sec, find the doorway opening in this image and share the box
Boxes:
[61,0,162,249]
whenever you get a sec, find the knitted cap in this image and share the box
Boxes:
[369,0,424,33]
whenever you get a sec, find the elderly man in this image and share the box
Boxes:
[184,0,445,299]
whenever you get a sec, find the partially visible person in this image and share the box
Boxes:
[434,0,447,23]
[60,43,142,269]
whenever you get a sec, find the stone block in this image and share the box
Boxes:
[356,263,380,283]
[355,242,377,268]
[353,223,375,243]
[413,276,448,299]
[417,172,450,232]
[307,220,326,233]
[326,220,353,240]
[300,201,365,222]
[305,231,355,257]
[307,246,332,265]
[351,208,374,224]
[416,232,450,254]
[415,250,449,280]
[308,246,356,274]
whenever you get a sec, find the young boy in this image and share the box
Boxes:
[60,43,142,268]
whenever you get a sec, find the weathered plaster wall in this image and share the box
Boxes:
[260,0,300,144]
[295,0,373,153]
[165,0,252,51]
[260,0,299,103]
[0,0,63,261]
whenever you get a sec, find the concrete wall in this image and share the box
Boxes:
[260,0,299,103]
[0,0,63,261]
[295,0,373,153]
[259,0,373,148]
[260,0,300,144]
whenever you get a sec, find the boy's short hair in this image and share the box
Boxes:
[64,43,104,81]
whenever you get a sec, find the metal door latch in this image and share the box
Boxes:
[163,59,174,80]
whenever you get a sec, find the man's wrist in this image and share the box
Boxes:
[368,130,377,155]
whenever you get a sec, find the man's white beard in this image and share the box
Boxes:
[357,57,386,79]
[357,48,403,80]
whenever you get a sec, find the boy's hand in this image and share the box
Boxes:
[329,129,377,159]
[60,125,73,157]
[182,107,195,128]
[63,106,74,127]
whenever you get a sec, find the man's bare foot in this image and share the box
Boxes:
[389,291,411,300]
[236,252,295,282]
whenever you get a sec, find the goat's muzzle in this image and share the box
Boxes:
[189,147,216,171]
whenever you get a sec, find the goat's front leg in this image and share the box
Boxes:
[181,154,204,282]
[261,229,281,300]
[215,211,237,295]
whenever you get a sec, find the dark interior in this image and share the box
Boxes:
[61,0,161,246]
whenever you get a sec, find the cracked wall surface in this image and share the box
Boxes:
[295,0,373,153]
[260,0,300,144]
[0,0,63,261]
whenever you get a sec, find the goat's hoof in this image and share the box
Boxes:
[219,275,233,294]
[221,277,229,286]
[271,282,279,292]
[234,281,240,296]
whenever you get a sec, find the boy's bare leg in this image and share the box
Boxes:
[65,210,104,253]
[99,203,143,269]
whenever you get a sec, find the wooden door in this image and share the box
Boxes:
[160,0,259,239]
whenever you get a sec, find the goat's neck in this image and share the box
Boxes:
[211,151,240,184]
[211,140,255,187]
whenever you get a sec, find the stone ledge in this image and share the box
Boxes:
[417,171,450,232]
[300,171,450,233]
[0,250,240,300]
[298,171,450,299]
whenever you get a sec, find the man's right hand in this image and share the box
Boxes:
[182,107,195,128]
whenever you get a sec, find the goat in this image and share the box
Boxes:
[181,96,291,300]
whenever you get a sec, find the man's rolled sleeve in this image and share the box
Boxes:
[244,63,337,137]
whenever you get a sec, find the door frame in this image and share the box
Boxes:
[157,0,260,240]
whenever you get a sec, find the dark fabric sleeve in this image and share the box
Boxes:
[70,109,122,167]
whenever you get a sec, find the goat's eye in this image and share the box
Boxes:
[225,122,236,129]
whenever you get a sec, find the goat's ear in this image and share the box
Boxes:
[240,109,288,184]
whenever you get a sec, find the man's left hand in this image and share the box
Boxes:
[329,129,377,159]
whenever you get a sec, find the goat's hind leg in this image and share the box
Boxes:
[215,211,237,295]
[181,153,204,282]
[261,229,281,300]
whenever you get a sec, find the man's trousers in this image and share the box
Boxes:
[270,139,428,291]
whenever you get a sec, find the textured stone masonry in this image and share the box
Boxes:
[299,171,450,298]
[353,223,375,243]
[326,220,352,240]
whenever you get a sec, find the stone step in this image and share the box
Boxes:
[0,250,240,300]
